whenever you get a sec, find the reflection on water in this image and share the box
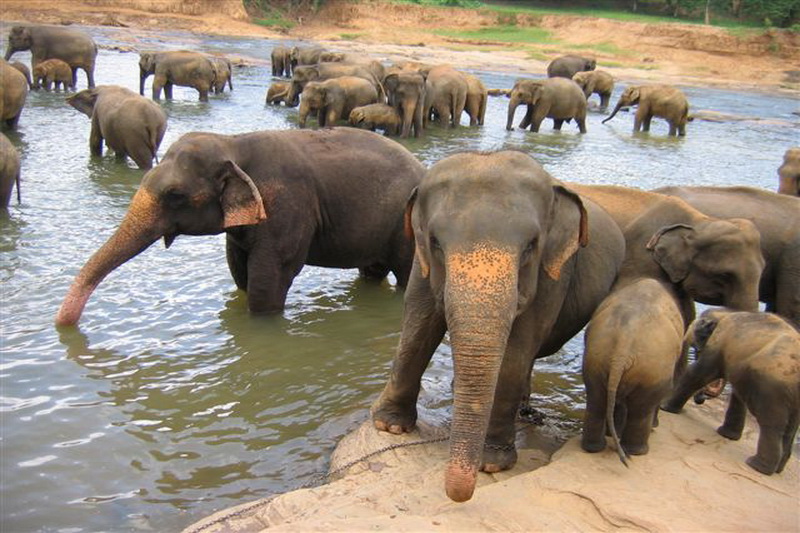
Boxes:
[1,22,797,533]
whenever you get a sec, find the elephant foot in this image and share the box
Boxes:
[660,400,683,414]
[481,444,517,473]
[746,455,776,475]
[580,436,606,453]
[517,403,546,425]
[371,398,417,435]
[717,424,743,441]
[622,442,649,456]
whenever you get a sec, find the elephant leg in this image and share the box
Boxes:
[518,105,533,129]
[553,119,564,131]
[245,242,302,314]
[581,379,608,453]
[128,142,155,170]
[225,236,249,291]
[373,262,447,434]
[70,67,78,89]
[668,121,678,136]
[576,116,587,134]
[620,401,656,456]
[642,115,653,132]
[152,77,165,100]
[717,392,747,440]
[600,94,610,109]
[198,86,209,102]
[777,416,798,473]
[358,263,389,282]
[89,117,103,157]
[747,422,784,475]
[85,67,95,89]
[662,358,721,413]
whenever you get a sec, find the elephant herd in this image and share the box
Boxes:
[2,24,800,505]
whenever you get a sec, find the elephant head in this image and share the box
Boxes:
[407,151,587,502]
[505,79,542,130]
[646,218,764,311]
[384,71,426,138]
[297,81,328,128]
[56,132,267,326]
[602,86,640,124]
[286,65,320,108]
[66,88,99,117]
[4,26,32,60]
[778,147,800,196]
[138,52,158,95]
[572,71,595,98]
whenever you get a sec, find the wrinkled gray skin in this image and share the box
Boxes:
[603,85,689,136]
[778,147,800,196]
[56,128,425,326]
[210,56,233,94]
[290,45,324,70]
[9,62,31,87]
[286,63,380,108]
[348,103,401,136]
[463,73,488,126]
[139,51,216,102]
[384,70,426,138]
[271,45,292,77]
[298,76,378,128]
[547,54,596,79]
[1,60,28,130]
[572,70,615,109]
[4,25,97,88]
[0,132,21,207]
[372,151,626,502]
[32,58,74,91]
[506,77,587,133]
[423,65,467,128]
[67,85,167,170]
[663,309,800,475]
[654,186,800,329]
[265,81,291,105]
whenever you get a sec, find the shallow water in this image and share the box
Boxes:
[1,23,797,532]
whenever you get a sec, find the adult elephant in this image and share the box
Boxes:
[572,70,614,109]
[0,60,28,130]
[506,77,587,133]
[139,51,216,102]
[463,73,487,126]
[547,54,596,79]
[603,84,689,136]
[384,70,426,138]
[9,62,31,88]
[286,63,381,108]
[55,128,425,326]
[67,85,168,170]
[271,45,292,77]
[4,25,97,89]
[0,132,21,208]
[424,65,467,128]
[372,151,626,502]
[291,45,325,70]
[210,56,233,94]
[298,76,378,128]
[654,185,800,328]
[778,147,800,196]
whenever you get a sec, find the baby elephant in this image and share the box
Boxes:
[32,58,74,91]
[67,85,167,170]
[348,103,401,136]
[265,81,291,105]
[663,309,800,475]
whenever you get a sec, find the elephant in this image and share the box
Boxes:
[298,76,378,128]
[138,50,216,102]
[9,62,31,87]
[271,45,292,77]
[67,85,168,170]
[0,60,28,130]
[384,70,426,138]
[265,81,291,105]
[348,103,401,135]
[286,63,381,108]
[778,147,800,196]
[55,128,425,326]
[4,25,97,89]
[547,54,596,79]
[506,77,587,133]
[463,73,488,126]
[32,58,74,91]
[653,185,800,329]
[603,84,689,136]
[572,70,615,109]
[0,132,21,208]
[371,151,627,502]
[210,56,233,94]
[662,308,800,475]
[291,45,325,70]
[423,65,468,128]
[581,278,686,464]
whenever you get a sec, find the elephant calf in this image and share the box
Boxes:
[603,84,689,136]
[572,70,614,109]
[32,58,74,91]
[265,81,291,106]
[778,147,800,196]
[348,103,401,135]
[0,132,21,207]
[663,309,800,475]
[298,76,378,128]
[506,77,587,134]
[67,85,167,170]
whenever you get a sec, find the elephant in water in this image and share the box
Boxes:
[547,54,596,79]
[56,128,425,326]
[506,77,587,133]
[138,50,216,102]
[778,147,800,196]
[31,58,74,91]
[0,60,28,130]
[603,84,689,136]
[0,132,21,207]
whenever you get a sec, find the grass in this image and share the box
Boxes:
[339,33,365,40]
[433,25,552,43]
[564,41,634,56]
[252,16,295,30]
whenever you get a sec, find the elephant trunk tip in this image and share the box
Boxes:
[445,461,477,503]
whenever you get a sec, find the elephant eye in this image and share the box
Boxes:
[429,235,441,251]
[164,188,188,207]
[521,239,537,260]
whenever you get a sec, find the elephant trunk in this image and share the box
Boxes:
[56,189,164,326]
[602,101,623,124]
[400,101,416,138]
[4,49,13,61]
[505,97,519,131]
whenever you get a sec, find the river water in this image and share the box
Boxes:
[1,23,797,532]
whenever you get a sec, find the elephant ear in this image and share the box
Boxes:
[220,161,268,229]
[66,89,98,117]
[646,223,695,283]
[404,187,430,278]
[627,87,641,104]
[543,185,589,281]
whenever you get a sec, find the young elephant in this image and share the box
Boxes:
[32,58,74,91]
[139,50,216,102]
[1,60,28,130]
[265,81,291,105]
[0,132,21,207]
[777,147,800,196]
[210,56,233,94]
[506,77,587,133]
[9,61,31,87]
[463,73,488,126]
[663,309,800,475]
[603,84,689,136]
[348,103,401,135]
[298,76,378,128]
[67,85,167,169]
[572,70,614,109]
[547,54,596,79]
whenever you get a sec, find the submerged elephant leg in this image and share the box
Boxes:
[553,119,564,131]
[358,263,390,282]
[717,393,747,440]
[245,245,301,314]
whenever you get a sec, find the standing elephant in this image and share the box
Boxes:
[423,65,467,128]
[384,70,426,138]
[291,46,325,70]
[662,309,800,475]
[547,54,596,79]
[654,185,800,329]
[31,58,74,91]
[463,73,487,126]
[0,132,21,208]
[67,85,167,170]
[271,45,292,77]
[4,25,97,89]
[297,76,378,128]
[0,60,28,130]
[139,51,216,102]
[372,151,627,502]
[572,70,614,109]
[506,77,587,133]
[778,147,800,196]
[9,62,31,87]
[210,56,233,94]
[603,84,689,136]
[348,103,401,135]
[286,63,381,108]
[55,128,425,326]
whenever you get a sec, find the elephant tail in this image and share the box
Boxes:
[146,126,160,165]
[15,167,21,204]
[606,358,630,467]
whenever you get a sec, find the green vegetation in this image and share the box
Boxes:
[433,25,552,42]
[339,33,365,40]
